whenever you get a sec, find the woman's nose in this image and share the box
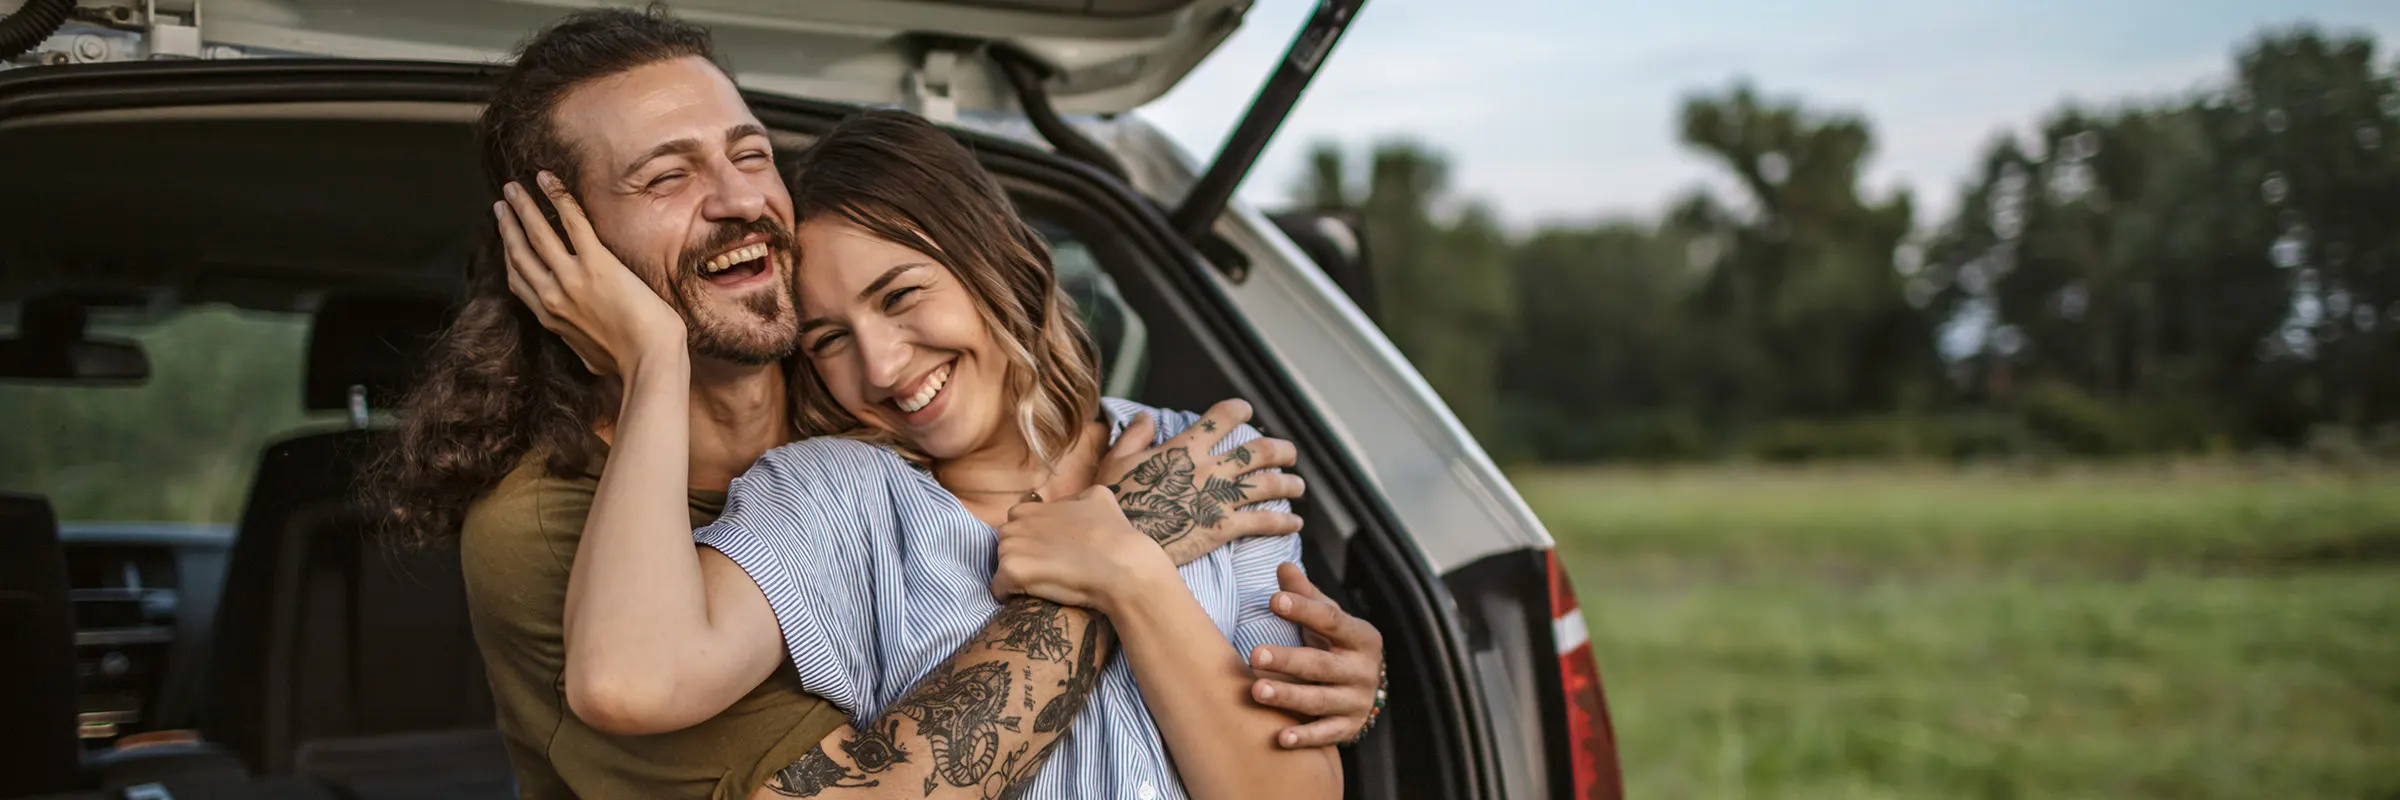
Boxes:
[856,321,912,391]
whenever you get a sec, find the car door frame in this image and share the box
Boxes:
[742,92,1506,800]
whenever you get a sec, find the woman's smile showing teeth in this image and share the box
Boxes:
[892,361,952,414]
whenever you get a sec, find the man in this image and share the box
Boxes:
[369,7,1385,799]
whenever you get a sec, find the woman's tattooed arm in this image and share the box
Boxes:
[756,598,1116,800]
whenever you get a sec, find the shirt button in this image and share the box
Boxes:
[1138,781,1158,800]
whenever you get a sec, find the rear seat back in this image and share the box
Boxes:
[204,295,503,786]
[0,493,82,797]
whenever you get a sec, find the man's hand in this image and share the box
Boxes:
[1101,399,1306,565]
[1249,563,1387,748]
[494,171,687,377]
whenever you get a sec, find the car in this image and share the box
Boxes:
[0,1,1622,798]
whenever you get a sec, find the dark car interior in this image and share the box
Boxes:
[0,90,1429,799]
[193,294,505,794]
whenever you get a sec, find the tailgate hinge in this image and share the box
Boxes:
[144,0,203,59]
[905,46,961,124]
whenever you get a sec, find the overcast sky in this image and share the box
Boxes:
[1141,0,2400,229]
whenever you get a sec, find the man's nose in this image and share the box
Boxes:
[699,159,768,222]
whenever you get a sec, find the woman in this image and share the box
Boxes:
[495,109,1349,800]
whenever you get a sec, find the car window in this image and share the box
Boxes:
[0,220,1138,527]
[1034,217,1150,398]
[0,306,341,523]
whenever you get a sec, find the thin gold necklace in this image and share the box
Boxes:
[949,487,1046,503]
[944,418,1104,502]
[942,466,1057,503]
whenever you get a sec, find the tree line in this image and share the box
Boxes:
[1296,27,2400,463]
[4,27,2389,528]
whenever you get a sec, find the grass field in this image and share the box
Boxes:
[1515,461,2400,799]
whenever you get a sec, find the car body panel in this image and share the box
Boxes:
[37,0,1249,114]
[1081,115,1558,575]
[1080,114,1582,798]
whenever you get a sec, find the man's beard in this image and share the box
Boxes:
[661,218,802,366]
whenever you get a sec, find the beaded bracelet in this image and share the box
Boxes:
[1343,660,1388,746]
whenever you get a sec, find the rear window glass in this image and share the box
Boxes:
[0,219,1138,525]
[0,306,338,523]
[1037,218,1150,396]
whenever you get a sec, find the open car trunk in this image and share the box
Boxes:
[4,0,1365,249]
[0,59,1487,800]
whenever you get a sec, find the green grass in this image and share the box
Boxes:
[1517,462,2400,799]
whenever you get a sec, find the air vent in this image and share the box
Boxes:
[61,543,182,743]
[64,544,179,592]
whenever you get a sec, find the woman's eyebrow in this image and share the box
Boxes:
[798,262,935,333]
[855,263,932,301]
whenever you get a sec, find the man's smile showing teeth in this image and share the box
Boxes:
[893,362,952,414]
[701,242,771,276]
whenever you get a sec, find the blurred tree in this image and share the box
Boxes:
[2230,28,2400,436]
[1296,30,2399,463]
[1921,27,2400,447]
[1496,221,1709,461]
[1294,140,1516,441]
[1294,142,1352,211]
[1412,200,1515,439]
[0,308,325,521]
[1673,83,1939,422]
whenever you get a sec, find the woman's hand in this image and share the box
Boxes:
[1101,399,1308,565]
[991,486,1175,612]
[1251,563,1388,748]
[494,171,688,377]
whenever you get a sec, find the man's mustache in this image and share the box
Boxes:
[677,219,797,277]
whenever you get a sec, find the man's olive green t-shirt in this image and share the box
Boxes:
[458,451,846,800]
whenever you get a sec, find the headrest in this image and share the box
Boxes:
[304,295,452,412]
[0,493,61,568]
[0,492,57,532]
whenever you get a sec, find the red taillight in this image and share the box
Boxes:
[1547,551,1623,800]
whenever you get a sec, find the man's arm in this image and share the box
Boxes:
[496,180,791,734]
[756,597,1111,799]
